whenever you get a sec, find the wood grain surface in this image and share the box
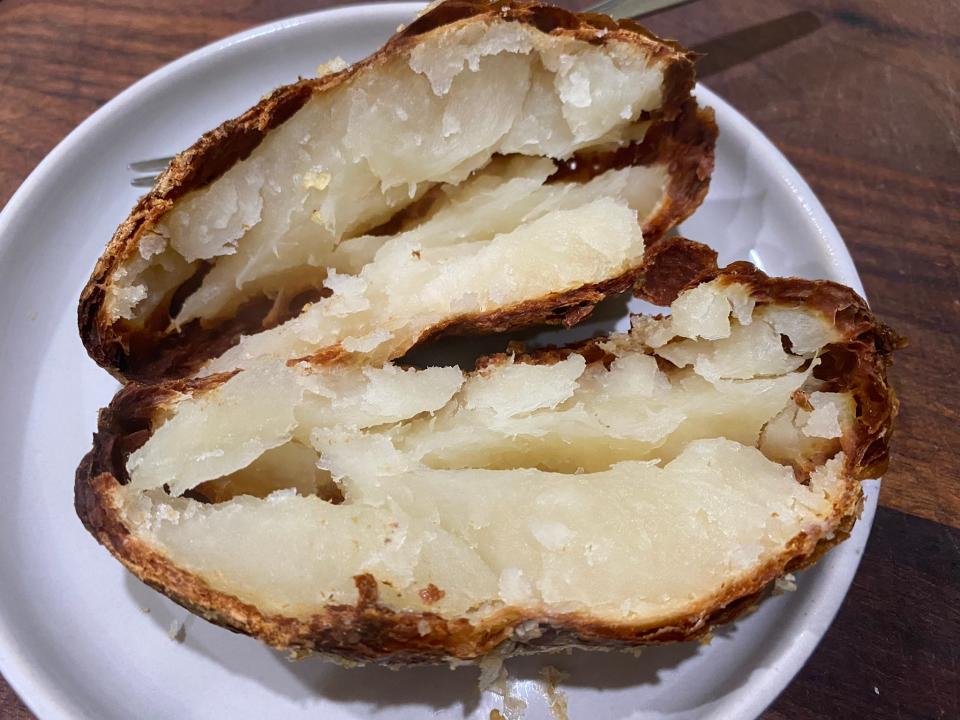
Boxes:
[0,0,957,717]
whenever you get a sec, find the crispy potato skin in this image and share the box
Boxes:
[74,258,903,664]
[77,0,710,384]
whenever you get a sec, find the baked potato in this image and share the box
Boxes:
[76,258,900,664]
[78,0,715,382]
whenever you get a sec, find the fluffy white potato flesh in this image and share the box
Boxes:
[104,20,670,332]
[201,172,653,373]
[120,280,855,623]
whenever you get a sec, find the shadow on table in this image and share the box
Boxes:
[693,12,823,78]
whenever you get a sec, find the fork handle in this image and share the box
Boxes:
[585,0,697,20]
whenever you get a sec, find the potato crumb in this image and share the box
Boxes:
[539,666,570,720]
[773,573,798,594]
[167,619,186,643]
[316,57,348,78]
[513,620,543,641]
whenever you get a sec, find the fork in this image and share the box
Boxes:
[128,0,697,187]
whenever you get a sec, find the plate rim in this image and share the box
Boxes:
[0,4,874,718]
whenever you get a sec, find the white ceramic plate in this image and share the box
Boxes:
[0,5,874,719]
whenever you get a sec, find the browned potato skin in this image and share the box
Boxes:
[77,0,714,384]
[75,257,903,665]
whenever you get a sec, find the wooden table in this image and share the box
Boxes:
[1,0,957,717]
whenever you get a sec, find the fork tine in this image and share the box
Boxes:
[128,156,175,173]
[131,175,158,188]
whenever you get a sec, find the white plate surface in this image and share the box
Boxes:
[0,5,874,719]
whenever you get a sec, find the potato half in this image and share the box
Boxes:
[76,262,900,664]
[78,0,715,382]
